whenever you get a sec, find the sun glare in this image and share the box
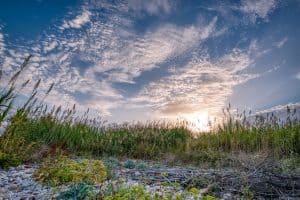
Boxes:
[184,111,210,132]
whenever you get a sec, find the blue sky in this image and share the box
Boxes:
[0,0,300,127]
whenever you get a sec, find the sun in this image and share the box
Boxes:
[183,111,210,132]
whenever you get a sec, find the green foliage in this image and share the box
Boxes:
[280,157,300,173]
[0,87,14,125]
[103,157,119,180]
[4,106,299,167]
[0,152,22,169]
[153,164,161,169]
[56,182,97,200]
[161,181,169,186]
[188,187,199,195]
[202,195,217,200]
[183,177,210,190]
[103,185,179,200]
[243,186,254,200]
[0,59,299,168]
[102,184,217,200]
[136,161,148,170]
[172,182,181,188]
[34,156,107,186]
[104,185,151,200]
[123,159,135,169]
[0,126,37,168]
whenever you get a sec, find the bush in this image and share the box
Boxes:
[136,161,148,170]
[56,182,97,200]
[33,156,107,186]
[104,185,151,200]
[123,159,135,169]
[0,152,22,169]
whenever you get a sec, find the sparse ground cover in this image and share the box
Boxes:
[0,60,299,199]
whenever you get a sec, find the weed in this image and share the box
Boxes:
[33,156,107,186]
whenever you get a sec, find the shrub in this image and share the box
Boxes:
[202,195,217,200]
[0,132,37,168]
[0,152,22,169]
[102,184,212,200]
[123,159,135,169]
[136,161,148,170]
[56,182,97,200]
[34,156,107,186]
[103,157,119,180]
[104,185,151,200]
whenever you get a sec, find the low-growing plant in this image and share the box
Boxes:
[104,185,151,200]
[188,187,199,195]
[172,182,181,188]
[136,161,148,170]
[202,195,217,200]
[153,164,161,169]
[161,181,169,186]
[183,177,210,190]
[33,156,107,186]
[123,159,135,169]
[56,182,97,200]
[103,157,119,180]
[0,152,22,169]
[280,157,300,173]
[243,186,254,200]
[0,131,38,168]
[102,184,210,200]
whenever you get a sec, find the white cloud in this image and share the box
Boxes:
[240,0,278,22]
[256,102,300,114]
[128,0,174,15]
[296,72,300,80]
[61,8,91,30]
[85,16,218,84]
[275,37,288,48]
[0,30,5,57]
[0,0,253,120]
[43,41,58,52]
[133,48,257,118]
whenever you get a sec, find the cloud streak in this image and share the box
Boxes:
[128,0,175,15]
[240,0,278,22]
[0,29,5,58]
[61,8,92,30]
[134,48,257,118]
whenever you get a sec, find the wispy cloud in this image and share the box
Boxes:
[240,0,278,22]
[1,1,135,114]
[0,0,289,121]
[275,37,288,48]
[134,47,257,118]
[61,8,91,30]
[201,0,279,25]
[0,28,5,58]
[85,16,218,84]
[257,102,300,114]
[0,0,258,118]
[128,0,175,15]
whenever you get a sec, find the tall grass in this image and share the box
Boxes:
[2,100,299,163]
[0,57,299,168]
